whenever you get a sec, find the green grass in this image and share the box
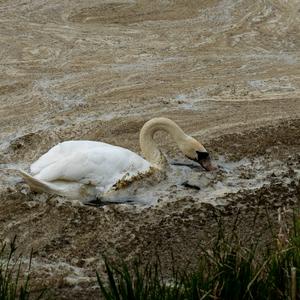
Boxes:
[0,236,44,300]
[97,214,300,300]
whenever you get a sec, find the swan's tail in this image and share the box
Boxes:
[19,170,97,201]
[19,170,60,195]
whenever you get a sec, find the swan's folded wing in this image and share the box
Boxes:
[30,143,63,175]
[34,151,92,182]
[33,146,151,191]
[30,140,112,175]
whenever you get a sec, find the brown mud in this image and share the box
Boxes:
[0,0,300,298]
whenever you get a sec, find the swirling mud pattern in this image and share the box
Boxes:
[0,0,300,298]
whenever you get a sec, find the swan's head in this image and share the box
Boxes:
[181,136,217,171]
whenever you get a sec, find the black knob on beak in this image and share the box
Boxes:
[196,151,217,171]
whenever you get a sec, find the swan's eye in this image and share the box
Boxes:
[196,151,209,160]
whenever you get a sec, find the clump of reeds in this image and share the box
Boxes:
[97,209,300,300]
[0,236,44,300]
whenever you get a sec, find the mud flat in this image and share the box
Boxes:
[0,0,300,298]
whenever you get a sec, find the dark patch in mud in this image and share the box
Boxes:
[207,118,300,160]
[3,117,145,164]
[0,81,30,95]
[68,1,215,25]
[181,180,201,190]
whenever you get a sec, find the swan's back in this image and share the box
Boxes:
[31,141,112,175]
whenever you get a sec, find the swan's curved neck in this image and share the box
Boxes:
[139,117,188,168]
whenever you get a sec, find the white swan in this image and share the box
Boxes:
[20,117,215,202]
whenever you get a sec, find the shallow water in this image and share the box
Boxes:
[77,154,300,207]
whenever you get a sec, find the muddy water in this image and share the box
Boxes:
[0,0,300,298]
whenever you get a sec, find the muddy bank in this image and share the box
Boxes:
[0,0,300,298]
[1,119,300,298]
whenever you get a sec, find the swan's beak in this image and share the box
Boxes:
[196,151,218,171]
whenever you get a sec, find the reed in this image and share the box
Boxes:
[97,211,300,300]
[0,236,44,300]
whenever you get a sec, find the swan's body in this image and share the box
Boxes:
[20,118,215,202]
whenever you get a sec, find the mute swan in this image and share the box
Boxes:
[20,117,215,202]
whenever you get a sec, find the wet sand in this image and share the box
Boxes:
[0,0,300,298]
